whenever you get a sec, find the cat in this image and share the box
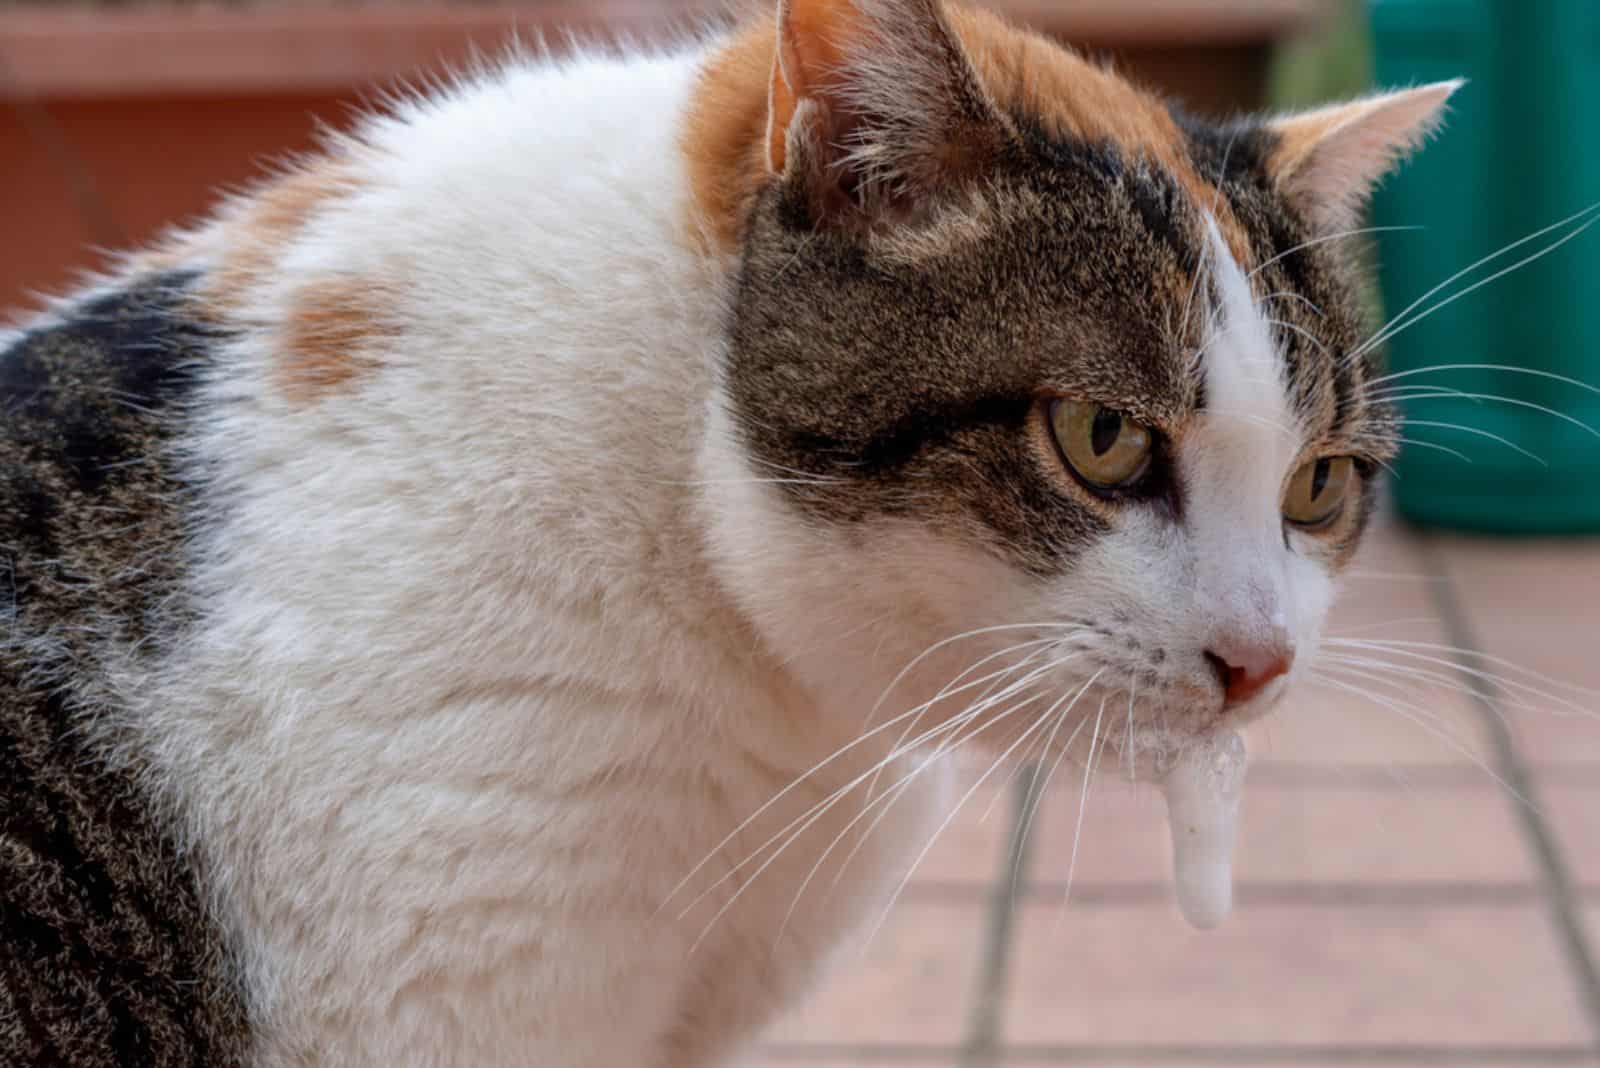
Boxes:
[0,0,1457,1064]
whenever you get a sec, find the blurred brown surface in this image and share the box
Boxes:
[0,1,1322,313]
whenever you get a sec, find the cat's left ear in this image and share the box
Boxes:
[1265,80,1462,232]
[766,0,1013,226]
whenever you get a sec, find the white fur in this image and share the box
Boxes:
[1184,220,1331,705]
[130,47,942,1068]
[80,37,1350,1068]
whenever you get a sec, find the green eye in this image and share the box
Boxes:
[1049,399,1153,490]
[1283,456,1354,528]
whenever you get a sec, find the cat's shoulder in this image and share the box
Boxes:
[1,273,210,581]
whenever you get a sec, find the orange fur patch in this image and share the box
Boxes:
[948,6,1250,257]
[1264,107,1348,190]
[276,277,395,405]
[202,164,363,316]
[681,2,1252,265]
[182,162,392,403]
[681,23,775,256]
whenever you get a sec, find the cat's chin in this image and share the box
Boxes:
[1104,720,1240,783]
[1058,675,1290,786]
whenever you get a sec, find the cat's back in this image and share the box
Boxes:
[0,276,249,1065]
[0,42,737,1066]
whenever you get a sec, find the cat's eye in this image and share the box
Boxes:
[1283,456,1355,528]
[1049,399,1153,491]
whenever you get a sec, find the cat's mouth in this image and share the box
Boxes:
[1118,725,1249,930]
[1064,695,1258,931]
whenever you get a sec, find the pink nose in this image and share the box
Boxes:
[1205,637,1294,708]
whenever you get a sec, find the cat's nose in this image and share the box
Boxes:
[1204,634,1294,708]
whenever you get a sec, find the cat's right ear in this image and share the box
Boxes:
[1265,81,1462,233]
[765,0,1012,226]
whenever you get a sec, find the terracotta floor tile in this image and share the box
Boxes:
[996,1062,1579,1067]
[1019,773,1534,889]
[1003,903,1585,1047]
[909,758,1017,888]
[759,1058,951,1067]
[1428,534,1600,764]
[762,902,982,1047]
[1249,679,1495,769]
[1540,781,1600,885]
[1329,511,1446,632]
[1585,906,1600,976]
[1250,678,1496,769]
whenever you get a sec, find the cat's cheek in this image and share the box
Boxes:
[1276,551,1339,700]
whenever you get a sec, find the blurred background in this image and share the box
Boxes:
[5,1,1599,1065]
[1,0,1363,314]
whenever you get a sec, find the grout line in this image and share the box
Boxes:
[1529,765,1600,787]
[1421,537,1600,1050]
[1245,761,1580,788]
[1019,880,1568,906]
[955,762,1043,1068]
[993,1047,1600,1065]
[762,1041,1600,1064]
[900,879,1600,907]
[1250,761,1600,788]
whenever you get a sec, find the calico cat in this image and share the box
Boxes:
[0,0,1456,1064]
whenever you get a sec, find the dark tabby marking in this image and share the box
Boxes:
[729,125,1200,569]
[0,277,249,1067]
[726,99,1387,572]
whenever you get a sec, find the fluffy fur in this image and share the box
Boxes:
[1,2,1455,1064]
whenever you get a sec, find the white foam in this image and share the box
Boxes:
[1158,729,1247,930]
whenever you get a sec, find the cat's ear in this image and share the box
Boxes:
[1266,80,1462,232]
[766,0,1011,225]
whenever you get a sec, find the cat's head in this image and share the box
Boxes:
[695,0,1456,767]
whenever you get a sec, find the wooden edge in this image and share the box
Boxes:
[993,0,1327,47]
[0,2,718,99]
[0,1,1328,100]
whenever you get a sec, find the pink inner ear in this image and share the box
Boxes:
[767,0,861,174]
[1270,80,1462,232]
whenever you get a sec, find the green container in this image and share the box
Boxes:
[1368,0,1600,533]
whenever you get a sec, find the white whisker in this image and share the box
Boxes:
[1351,207,1600,362]
[865,638,1064,802]
[686,649,1084,941]
[1308,671,1532,809]
[1373,389,1600,444]
[1006,672,1107,901]
[1258,289,1325,318]
[1368,364,1600,399]
[1322,637,1600,710]
[693,686,1049,953]
[863,621,1084,730]
[1247,224,1422,281]
[1316,653,1530,731]
[1389,420,1547,465]
[658,655,1033,917]
[856,679,1081,955]
[1053,694,1107,931]
[816,663,1096,917]
[1262,316,1332,357]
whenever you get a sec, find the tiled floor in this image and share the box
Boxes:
[756,513,1600,1066]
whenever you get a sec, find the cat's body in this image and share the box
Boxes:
[4,42,947,1067]
[1,2,1455,1064]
